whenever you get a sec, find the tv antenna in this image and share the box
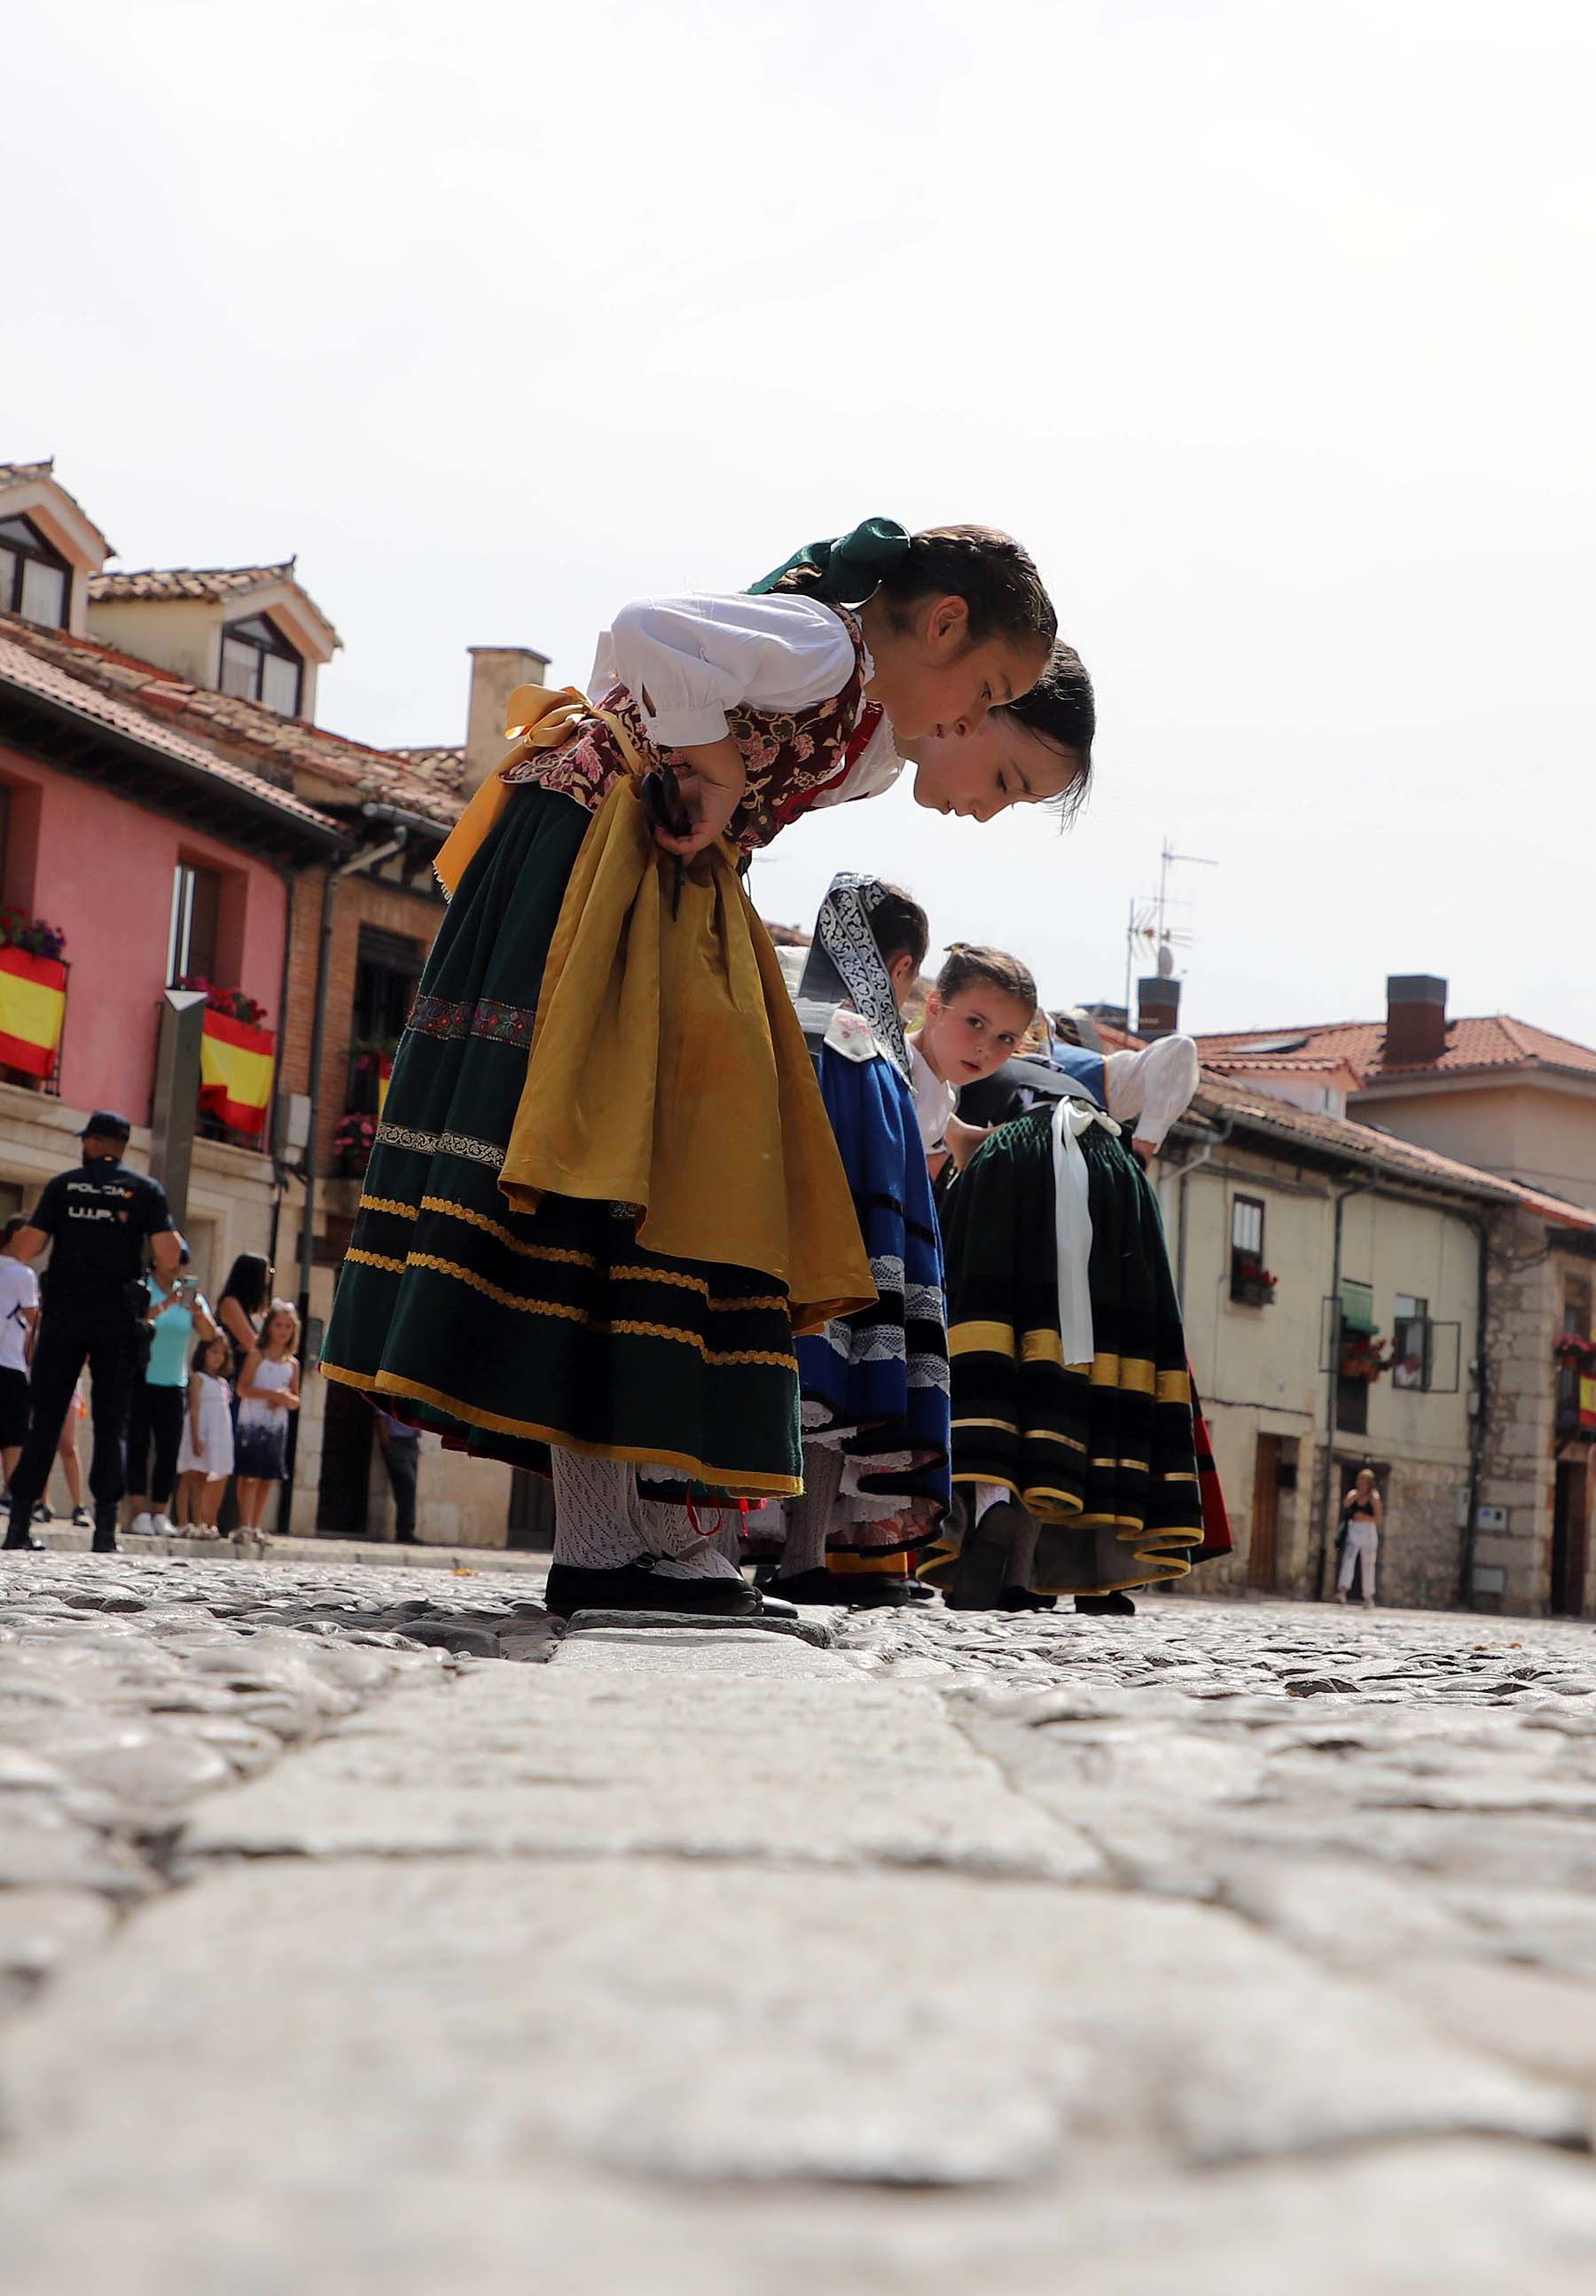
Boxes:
[1123,835,1218,1021]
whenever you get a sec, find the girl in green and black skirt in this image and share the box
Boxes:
[321,521,1068,1618]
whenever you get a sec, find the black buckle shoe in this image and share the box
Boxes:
[835,1572,919,1609]
[544,1561,762,1620]
[771,1568,850,1606]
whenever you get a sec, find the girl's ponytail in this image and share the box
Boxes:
[757,521,1057,652]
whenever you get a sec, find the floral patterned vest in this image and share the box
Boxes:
[502,609,869,857]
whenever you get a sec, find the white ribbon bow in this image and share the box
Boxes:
[1052,1097,1121,1368]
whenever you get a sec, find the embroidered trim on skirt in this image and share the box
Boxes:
[319,784,804,1497]
[795,1046,949,1553]
[920,1109,1202,1597]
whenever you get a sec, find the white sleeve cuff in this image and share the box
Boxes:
[640,703,732,748]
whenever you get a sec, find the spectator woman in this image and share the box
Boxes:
[215,1253,273,1377]
[1336,1468,1382,1606]
[126,1247,218,1536]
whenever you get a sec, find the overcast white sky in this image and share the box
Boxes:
[9,0,1593,1037]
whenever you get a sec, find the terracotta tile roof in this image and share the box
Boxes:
[88,559,342,652]
[0,630,341,842]
[1044,1012,1593,1227]
[0,457,115,560]
[0,612,460,833]
[90,560,294,603]
[1196,1015,1596,1085]
[1185,1070,1596,1230]
[389,745,470,796]
[1205,1053,1362,1077]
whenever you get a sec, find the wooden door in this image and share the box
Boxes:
[1551,1461,1589,1617]
[1248,1434,1280,1589]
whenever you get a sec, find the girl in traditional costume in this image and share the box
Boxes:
[320,521,1063,1618]
[919,997,1214,1610]
[896,657,1210,1610]
[772,877,949,1604]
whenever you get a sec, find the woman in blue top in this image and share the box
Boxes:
[126,1248,218,1536]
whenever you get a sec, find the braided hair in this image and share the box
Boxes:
[772,524,1057,653]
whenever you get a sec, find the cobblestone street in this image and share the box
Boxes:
[3,1552,1595,2292]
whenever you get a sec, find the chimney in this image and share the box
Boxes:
[1383,974,1448,1067]
[464,645,552,792]
[1137,976,1181,1041]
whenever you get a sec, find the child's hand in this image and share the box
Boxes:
[651,738,747,860]
[946,1115,995,1173]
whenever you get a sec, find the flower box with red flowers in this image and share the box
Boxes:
[0,908,66,962]
[1230,1254,1278,1308]
[333,1109,378,1176]
[1339,1332,1396,1383]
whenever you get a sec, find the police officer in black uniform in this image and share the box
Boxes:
[3,1112,180,1555]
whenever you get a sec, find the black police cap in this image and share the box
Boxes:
[78,1110,132,1143]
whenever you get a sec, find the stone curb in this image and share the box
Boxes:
[562,1607,835,1647]
[28,1527,549,1575]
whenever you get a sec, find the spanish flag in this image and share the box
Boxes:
[200,1010,275,1137]
[377,1053,393,1116]
[0,949,67,1079]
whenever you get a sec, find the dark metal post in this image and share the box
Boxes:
[1316,1180,1372,1600]
[1458,1215,1493,1610]
[148,990,207,1230]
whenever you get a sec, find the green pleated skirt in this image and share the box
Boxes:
[320,783,803,1496]
[921,1109,1202,1596]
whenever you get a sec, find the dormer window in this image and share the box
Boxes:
[0,514,70,630]
[220,612,303,714]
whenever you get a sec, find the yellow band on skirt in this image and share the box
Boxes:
[435,681,876,1340]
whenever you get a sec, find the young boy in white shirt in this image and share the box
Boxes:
[0,1215,42,1487]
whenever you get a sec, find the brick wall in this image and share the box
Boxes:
[278,867,444,1174]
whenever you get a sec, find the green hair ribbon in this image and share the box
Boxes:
[748,516,911,605]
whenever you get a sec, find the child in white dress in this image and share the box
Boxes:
[176,1335,234,1532]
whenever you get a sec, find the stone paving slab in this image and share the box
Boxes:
[0,1553,563,2012]
[180,1659,1101,1880]
[3,1562,1596,2292]
[8,2144,1596,2296]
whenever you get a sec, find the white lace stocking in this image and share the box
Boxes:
[779,1440,845,1579]
[550,1452,642,1571]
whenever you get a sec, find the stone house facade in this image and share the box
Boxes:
[0,453,552,1550]
[1156,1073,1596,1618]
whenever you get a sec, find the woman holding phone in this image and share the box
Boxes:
[126,1246,218,1537]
